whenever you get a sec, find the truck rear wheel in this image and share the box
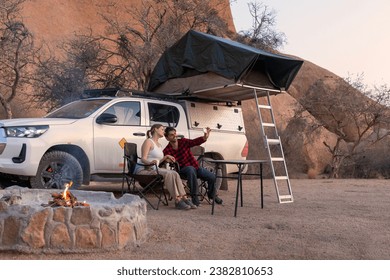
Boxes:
[30,151,83,189]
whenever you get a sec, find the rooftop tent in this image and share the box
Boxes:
[147,30,304,101]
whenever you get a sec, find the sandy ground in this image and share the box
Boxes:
[1,178,390,260]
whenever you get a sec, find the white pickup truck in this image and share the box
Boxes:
[0,89,247,189]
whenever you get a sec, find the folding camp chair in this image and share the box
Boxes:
[121,142,168,210]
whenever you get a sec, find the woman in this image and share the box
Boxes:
[134,124,196,210]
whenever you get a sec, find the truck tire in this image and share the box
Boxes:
[199,156,225,192]
[30,151,83,189]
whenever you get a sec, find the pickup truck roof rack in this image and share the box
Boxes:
[82,88,239,106]
[81,88,174,100]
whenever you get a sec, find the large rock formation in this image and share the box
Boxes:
[22,0,235,43]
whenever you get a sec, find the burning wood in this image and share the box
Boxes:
[41,181,90,208]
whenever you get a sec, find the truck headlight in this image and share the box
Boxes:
[5,125,49,138]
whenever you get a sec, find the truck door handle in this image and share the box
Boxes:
[133,132,146,136]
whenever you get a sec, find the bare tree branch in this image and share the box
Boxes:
[30,0,231,110]
[234,1,286,52]
[0,0,35,118]
[298,74,390,178]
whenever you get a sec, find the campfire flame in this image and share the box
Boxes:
[63,181,73,201]
[41,181,90,208]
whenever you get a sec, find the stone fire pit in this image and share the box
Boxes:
[0,186,147,254]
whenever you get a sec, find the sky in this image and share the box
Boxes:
[231,0,390,87]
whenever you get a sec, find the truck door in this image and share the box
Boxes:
[93,100,147,172]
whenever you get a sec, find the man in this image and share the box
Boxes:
[163,127,223,206]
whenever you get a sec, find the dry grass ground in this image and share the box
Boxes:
[1,179,390,260]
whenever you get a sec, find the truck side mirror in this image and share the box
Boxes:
[96,113,118,124]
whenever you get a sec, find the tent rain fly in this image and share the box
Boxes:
[148,30,304,102]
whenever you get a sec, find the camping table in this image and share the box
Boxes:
[205,159,268,217]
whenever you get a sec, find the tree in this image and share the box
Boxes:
[31,33,109,111]
[94,0,231,90]
[30,0,287,111]
[295,74,390,178]
[234,1,286,52]
[30,0,231,110]
[0,0,35,118]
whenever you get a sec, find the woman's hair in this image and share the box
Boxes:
[147,124,163,138]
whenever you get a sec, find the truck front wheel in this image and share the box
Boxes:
[30,151,83,189]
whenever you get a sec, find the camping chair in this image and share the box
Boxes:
[121,142,168,210]
[176,146,211,204]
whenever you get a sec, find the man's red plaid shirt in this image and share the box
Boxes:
[163,137,205,169]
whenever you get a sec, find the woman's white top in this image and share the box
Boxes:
[134,138,163,173]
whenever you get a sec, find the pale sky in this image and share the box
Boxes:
[231,0,390,87]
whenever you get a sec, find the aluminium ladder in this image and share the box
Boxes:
[254,90,294,203]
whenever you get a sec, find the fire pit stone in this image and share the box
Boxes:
[0,186,148,254]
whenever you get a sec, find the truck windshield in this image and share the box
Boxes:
[45,99,111,119]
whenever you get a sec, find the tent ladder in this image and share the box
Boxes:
[254,89,293,203]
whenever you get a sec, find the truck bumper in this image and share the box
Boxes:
[0,137,46,177]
